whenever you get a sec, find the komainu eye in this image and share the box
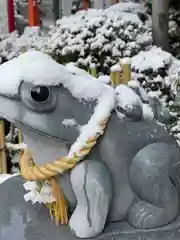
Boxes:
[31,86,50,103]
[20,82,57,112]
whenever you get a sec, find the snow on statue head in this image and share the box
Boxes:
[0,51,180,240]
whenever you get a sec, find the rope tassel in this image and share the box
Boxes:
[49,178,68,225]
[20,119,108,225]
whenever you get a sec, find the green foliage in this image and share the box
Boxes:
[46,10,152,74]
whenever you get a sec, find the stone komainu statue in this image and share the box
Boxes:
[0,51,180,240]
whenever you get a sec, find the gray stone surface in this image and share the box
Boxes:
[0,63,180,239]
[128,143,179,228]
[0,176,180,240]
[69,160,112,238]
[149,95,171,124]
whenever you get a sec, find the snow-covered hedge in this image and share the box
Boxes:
[43,5,180,72]
[169,8,180,58]
[0,28,46,62]
[129,47,180,134]
[1,1,180,69]
[131,47,178,100]
[45,8,152,72]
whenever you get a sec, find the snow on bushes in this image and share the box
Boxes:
[128,46,180,138]
[0,28,46,62]
[45,8,152,72]
[169,8,180,58]
[131,47,175,101]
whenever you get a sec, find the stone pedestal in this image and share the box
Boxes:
[0,176,180,240]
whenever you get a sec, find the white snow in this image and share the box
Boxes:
[0,0,153,69]
[97,75,111,84]
[45,6,151,68]
[115,84,154,121]
[142,104,154,121]
[6,142,27,150]
[108,1,145,24]
[0,28,47,61]
[115,84,142,111]
[89,63,96,69]
[65,62,96,81]
[148,91,159,99]
[128,79,140,88]
[108,1,144,14]
[1,2,180,178]
[169,58,180,78]
[153,75,163,83]
[0,50,115,158]
[121,57,132,65]
[131,46,173,72]
[62,118,78,127]
[128,80,149,103]
[111,64,122,72]
[0,174,19,184]
[138,85,149,102]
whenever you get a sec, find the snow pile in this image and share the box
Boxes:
[132,46,173,73]
[115,81,154,121]
[45,8,152,72]
[116,84,142,111]
[97,75,111,84]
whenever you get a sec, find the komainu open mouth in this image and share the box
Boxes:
[21,126,69,165]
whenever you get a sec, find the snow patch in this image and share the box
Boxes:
[111,64,122,72]
[97,75,111,84]
[142,104,154,121]
[62,118,78,127]
[0,174,19,184]
[66,62,96,81]
[132,46,173,72]
[115,84,142,111]
[121,57,132,65]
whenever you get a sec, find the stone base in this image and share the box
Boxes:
[0,176,180,240]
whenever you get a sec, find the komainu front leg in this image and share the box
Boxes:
[69,160,112,238]
[128,142,179,229]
